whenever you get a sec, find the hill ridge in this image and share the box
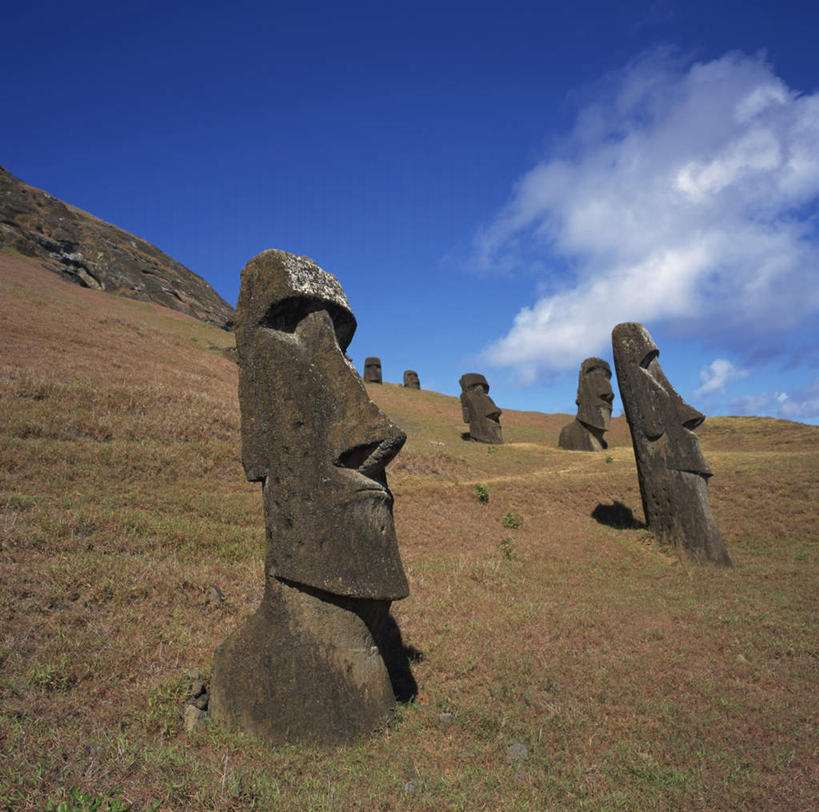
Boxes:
[0,165,235,329]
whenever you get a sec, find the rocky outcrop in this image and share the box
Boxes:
[0,165,234,329]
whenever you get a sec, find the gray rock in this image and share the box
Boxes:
[205,585,224,606]
[183,705,208,733]
[505,741,529,764]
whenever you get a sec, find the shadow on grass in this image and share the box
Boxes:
[592,500,646,530]
[375,612,423,703]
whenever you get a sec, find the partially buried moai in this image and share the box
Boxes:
[460,373,503,444]
[611,322,731,565]
[403,370,420,389]
[210,250,415,744]
[363,356,382,383]
[559,358,614,451]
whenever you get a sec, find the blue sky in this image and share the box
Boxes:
[3,0,819,423]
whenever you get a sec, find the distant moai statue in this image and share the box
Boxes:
[363,357,382,383]
[611,322,731,566]
[403,370,420,389]
[210,250,415,744]
[559,357,614,451]
[460,373,503,444]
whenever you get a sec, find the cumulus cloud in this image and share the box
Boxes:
[694,358,749,397]
[730,378,819,421]
[476,50,819,378]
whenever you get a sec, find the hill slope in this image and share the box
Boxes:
[1,253,817,810]
[0,165,234,329]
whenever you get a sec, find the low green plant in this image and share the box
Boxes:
[475,484,489,504]
[499,537,514,560]
[45,785,151,812]
[501,510,523,529]
[605,455,614,463]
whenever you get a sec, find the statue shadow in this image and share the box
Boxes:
[591,500,646,530]
[461,432,472,441]
[370,611,422,703]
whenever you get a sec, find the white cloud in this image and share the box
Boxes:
[730,378,819,421]
[476,50,819,377]
[694,358,749,397]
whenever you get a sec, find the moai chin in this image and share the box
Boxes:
[611,322,731,566]
[459,373,503,444]
[363,357,382,383]
[559,358,614,451]
[210,250,414,744]
[403,370,420,389]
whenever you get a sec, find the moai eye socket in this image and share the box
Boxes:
[261,296,355,351]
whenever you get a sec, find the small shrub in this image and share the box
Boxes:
[475,484,489,504]
[501,510,523,529]
[499,537,514,560]
[605,456,614,463]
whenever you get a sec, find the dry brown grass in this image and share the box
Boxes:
[1,252,817,810]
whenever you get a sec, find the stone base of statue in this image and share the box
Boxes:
[558,419,607,451]
[210,578,408,744]
[644,470,732,566]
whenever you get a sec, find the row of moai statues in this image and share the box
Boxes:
[558,329,730,566]
[362,357,421,389]
[210,250,730,751]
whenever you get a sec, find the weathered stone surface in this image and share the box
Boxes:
[363,357,382,383]
[183,705,209,733]
[210,249,414,744]
[460,373,503,444]
[611,322,731,566]
[0,165,234,329]
[559,358,614,451]
[403,370,420,389]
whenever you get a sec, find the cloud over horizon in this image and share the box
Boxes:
[476,50,819,384]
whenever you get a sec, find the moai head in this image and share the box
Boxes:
[363,357,382,383]
[576,358,614,431]
[403,370,420,389]
[236,250,409,597]
[611,322,730,565]
[459,373,503,444]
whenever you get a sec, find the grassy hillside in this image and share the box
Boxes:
[1,251,817,810]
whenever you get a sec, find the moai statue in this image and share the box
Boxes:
[210,250,415,744]
[363,357,382,383]
[611,322,731,566]
[559,358,614,451]
[459,373,503,444]
[403,370,420,389]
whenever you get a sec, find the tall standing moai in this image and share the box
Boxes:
[559,358,614,451]
[403,370,420,389]
[611,322,731,565]
[210,250,415,744]
[459,373,503,444]
[363,357,382,383]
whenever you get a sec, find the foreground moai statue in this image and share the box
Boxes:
[611,322,731,565]
[559,358,614,451]
[363,356,382,383]
[210,250,414,744]
[460,373,503,444]
[403,370,420,389]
